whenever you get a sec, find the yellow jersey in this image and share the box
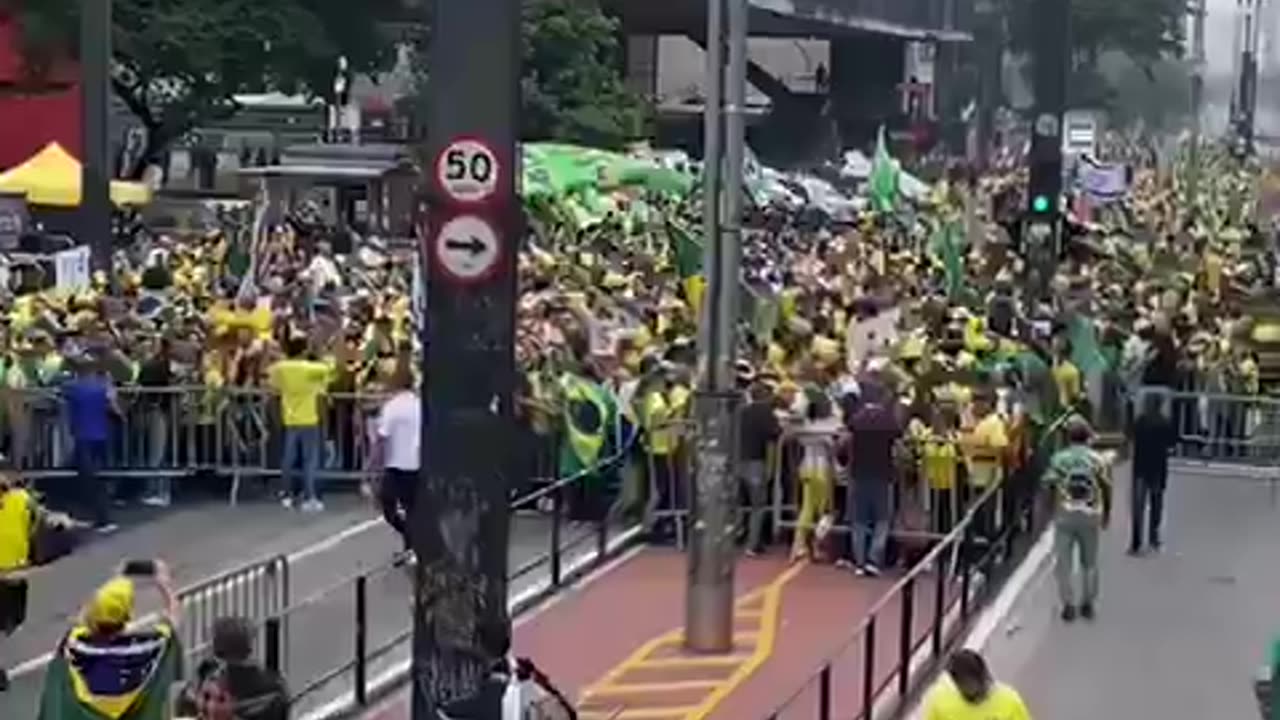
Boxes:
[268,360,332,427]
[1052,360,1082,409]
[965,412,1009,488]
[923,679,1031,720]
[0,487,34,571]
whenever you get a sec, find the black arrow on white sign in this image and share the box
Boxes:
[445,236,487,255]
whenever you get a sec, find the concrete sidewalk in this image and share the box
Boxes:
[980,466,1280,718]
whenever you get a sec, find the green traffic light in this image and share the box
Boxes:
[1032,195,1051,213]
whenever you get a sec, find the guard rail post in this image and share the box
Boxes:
[958,523,974,620]
[596,495,608,560]
[354,574,368,706]
[861,617,877,719]
[550,482,563,587]
[818,664,832,720]
[898,575,915,700]
[264,617,282,674]
[931,554,946,658]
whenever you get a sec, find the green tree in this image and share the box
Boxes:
[7,0,398,177]
[1004,0,1186,67]
[520,0,649,146]
[406,0,650,148]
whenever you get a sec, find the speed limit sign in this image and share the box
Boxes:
[436,137,500,203]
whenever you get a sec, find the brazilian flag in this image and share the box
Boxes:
[558,373,618,483]
[39,624,183,720]
[668,219,706,315]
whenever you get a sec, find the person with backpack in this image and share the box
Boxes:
[1042,415,1112,622]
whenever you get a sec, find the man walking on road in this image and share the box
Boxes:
[1043,415,1112,622]
[922,649,1032,720]
[1128,389,1175,555]
[373,362,420,562]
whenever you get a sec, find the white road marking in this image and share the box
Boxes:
[300,528,646,720]
[9,515,385,678]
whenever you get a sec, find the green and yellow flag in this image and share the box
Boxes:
[668,219,706,314]
[39,624,183,720]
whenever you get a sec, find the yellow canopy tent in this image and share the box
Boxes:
[0,142,151,207]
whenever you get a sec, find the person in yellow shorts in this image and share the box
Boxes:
[923,649,1032,720]
[790,393,842,562]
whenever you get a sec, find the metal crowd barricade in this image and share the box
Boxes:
[180,554,291,670]
[8,385,387,501]
[767,426,1013,559]
[1147,386,1280,465]
[7,553,291,710]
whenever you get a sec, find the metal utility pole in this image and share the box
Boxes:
[80,0,112,272]
[1238,0,1263,153]
[973,0,1003,172]
[1188,0,1207,202]
[413,0,519,713]
[685,0,746,654]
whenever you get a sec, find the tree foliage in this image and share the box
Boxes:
[519,0,650,147]
[1004,0,1187,66]
[7,0,398,176]
[407,0,650,148]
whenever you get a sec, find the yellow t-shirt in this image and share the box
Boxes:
[269,360,332,427]
[0,487,34,571]
[965,412,1009,488]
[644,390,675,456]
[811,335,842,368]
[923,679,1031,720]
[921,432,960,490]
[1052,360,1082,409]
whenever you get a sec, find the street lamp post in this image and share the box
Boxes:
[685,0,747,653]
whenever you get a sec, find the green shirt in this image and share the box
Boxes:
[1042,444,1110,515]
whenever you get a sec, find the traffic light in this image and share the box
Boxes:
[1025,152,1062,217]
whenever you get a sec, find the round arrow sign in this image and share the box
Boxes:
[432,214,501,283]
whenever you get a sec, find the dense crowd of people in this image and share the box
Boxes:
[0,128,1276,717]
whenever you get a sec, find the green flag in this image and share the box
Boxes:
[669,219,703,278]
[928,220,964,299]
[869,125,899,214]
[668,219,705,312]
[39,624,183,720]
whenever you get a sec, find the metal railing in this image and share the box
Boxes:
[763,410,1072,720]
[1149,387,1280,464]
[244,418,648,719]
[7,553,290,709]
[4,386,385,493]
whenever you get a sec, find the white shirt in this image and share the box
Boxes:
[377,391,421,471]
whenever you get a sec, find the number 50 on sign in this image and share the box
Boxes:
[436,138,500,203]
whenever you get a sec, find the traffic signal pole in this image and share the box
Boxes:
[1024,0,1070,298]
[412,0,520,713]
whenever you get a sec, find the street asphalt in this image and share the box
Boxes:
[0,495,619,718]
[981,463,1280,718]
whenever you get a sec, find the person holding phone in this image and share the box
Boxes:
[38,559,183,719]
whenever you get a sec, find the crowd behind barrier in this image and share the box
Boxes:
[765,408,1076,720]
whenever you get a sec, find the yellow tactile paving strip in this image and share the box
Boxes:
[576,563,806,720]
